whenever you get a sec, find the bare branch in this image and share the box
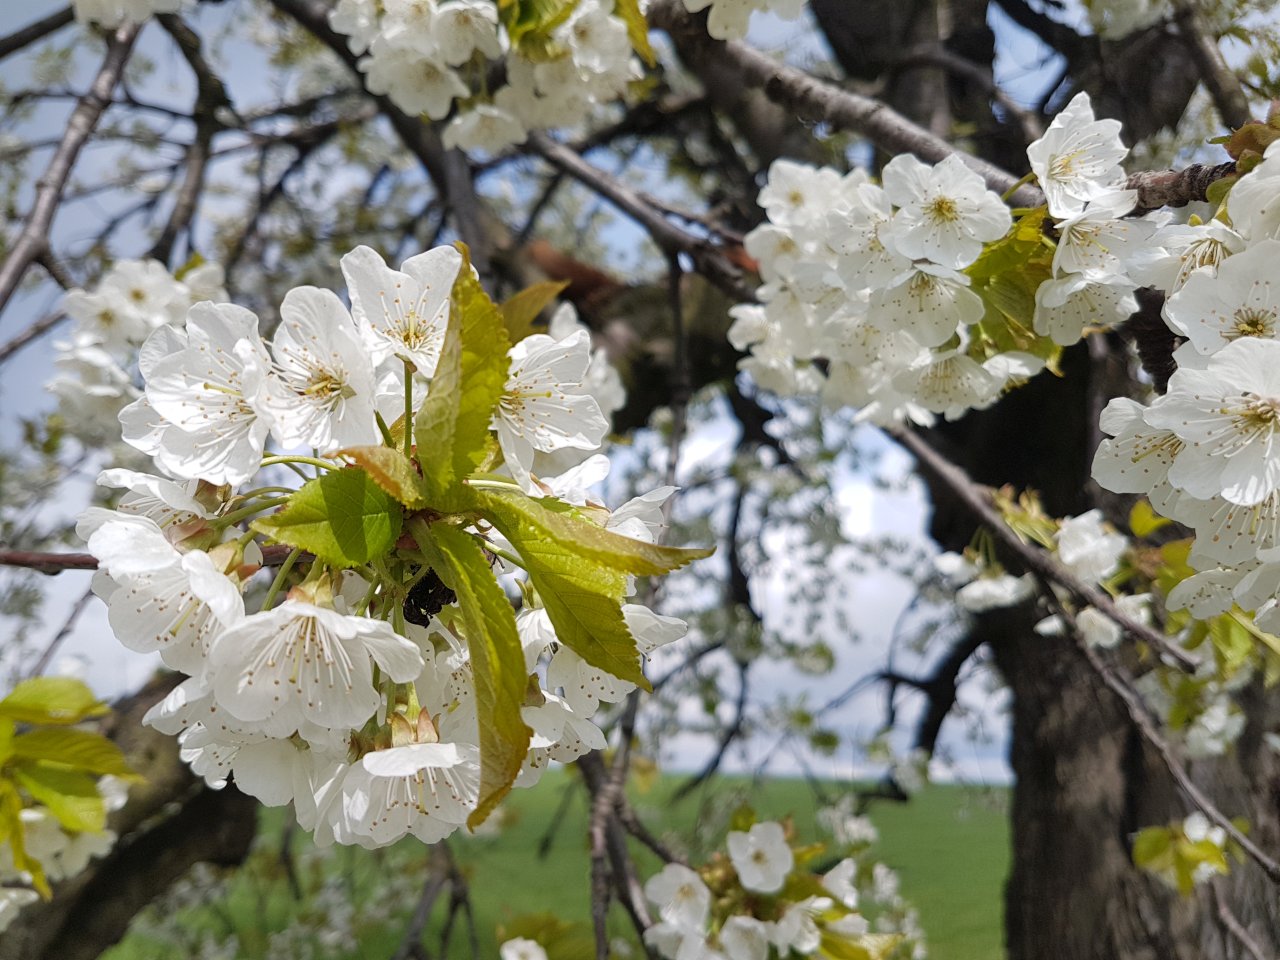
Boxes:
[0,7,74,62]
[1126,161,1237,214]
[890,425,1200,672]
[527,133,755,303]
[0,22,140,320]
[0,311,66,365]
[0,544,304,573]
[1171,0,1252,129]
[647,0,1044,207]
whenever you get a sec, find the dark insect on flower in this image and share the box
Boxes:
[404,567,456,627]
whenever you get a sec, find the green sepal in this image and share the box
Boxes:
[411,521,530,830]
[252,468,402,568]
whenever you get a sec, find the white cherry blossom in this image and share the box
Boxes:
[726,821,793,893]
[124,302,272,485]
[644,863,711,932]
[208,601,424,735]
[261,286,378,451]
[495,330,609,492]
[1163,240,1280,357]
[1026,92,1127,219]
[1145,337,1280,505]
[341,244,462,374]
[882,153,1012,270]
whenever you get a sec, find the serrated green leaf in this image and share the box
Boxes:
[411,522,529,830]
[253,468,402,567]
[13,763,105,833]
[414,244,509,508]
[476,487,713,576]
[0,678,108,726]
[614,0,655,66]
[11,728,135,778]
[500,280,568,342]
[336,445,429,508]
[483,508,649,687]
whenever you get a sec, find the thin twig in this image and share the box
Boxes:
[889,426,1199,671]
[0,22,140,319]
[0,544,304,573]
[0,7,74,62]
[26,587,93,678]
[0,311,66,365]
[1212,882,1271,960]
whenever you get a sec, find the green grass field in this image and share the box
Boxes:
[104,772,1009,959]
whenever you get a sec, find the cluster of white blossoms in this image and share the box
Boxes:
[49,258,228,445]
[729,147,1022,426]
[77,242,690,850]
[71,0,189,28]
[640,818,922,960]
[329,0,638,154]
[1092,140,1280,636]
[0,778,127,932]
[729,92,1249,427]
[680,0,806,41]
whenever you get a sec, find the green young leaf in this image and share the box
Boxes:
[0,677,108,726]
[500,279,568,343]
[614,0,656,66]
[13,763,106,833]
[412,522,530,829]
[11,728,135,778]
[253,468,403,568]
[1128,499,1172,539]
[475,487,713,576]
[481,509,649,687]
[414,244,510,508]
[336,445,429,508]
[499,0,580,55]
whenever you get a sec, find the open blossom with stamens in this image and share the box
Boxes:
[341,244,462,375]
[207,600,424,736]
[1026,91,1128,219]
[495,330,609,492]
[1145,337,1280,506]
[260,286,378,451]
[882,153,1012,270]
[121,302,273,486]
[1162,240,1280,357]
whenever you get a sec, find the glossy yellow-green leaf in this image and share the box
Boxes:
[412,522,529,830]
[253,468,402,568]
[499,0,579,55]
[336,445,429,508]
[476,486,713,576]
[414,244,509,509]
[13,763,105,833]
[511,527,648,688]
[614,0,655,66]
[500,279,568,342]
[1129,499,1172,538]
[11,728,135,778]
[0,677,108,726]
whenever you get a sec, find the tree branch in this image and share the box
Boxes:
[0,22,140,320]
[888,426,1199,672]
[1171,0,1252,129]
[0,544,302,573]
[0,7,74,62]
[647,0,1045,207]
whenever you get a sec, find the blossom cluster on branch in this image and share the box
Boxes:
[75,240,707,851]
